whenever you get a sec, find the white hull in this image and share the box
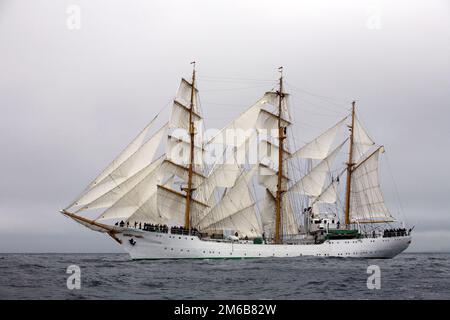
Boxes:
[116,229,411,259]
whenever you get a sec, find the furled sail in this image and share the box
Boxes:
[349,147,394,223]
[290,117,346,160]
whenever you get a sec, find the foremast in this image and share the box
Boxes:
[344,101,356,226]
[184,62,197,231]
[275,67,286,244]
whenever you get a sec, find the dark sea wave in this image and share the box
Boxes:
[0,253,449,299]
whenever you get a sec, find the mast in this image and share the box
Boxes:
[344,101,356,226]
[275,67,285,244]
[184,62,196,230]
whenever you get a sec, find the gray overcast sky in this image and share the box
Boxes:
[0,0,449,252]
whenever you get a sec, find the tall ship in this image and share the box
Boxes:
[61,64,412,259]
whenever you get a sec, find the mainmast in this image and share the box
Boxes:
[275,67,285,244]
[184,62,196,230]
[344,101,356,226]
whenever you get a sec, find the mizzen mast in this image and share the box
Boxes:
[184,62,196,231]
[275,67,286,244]
[344,101,356,226]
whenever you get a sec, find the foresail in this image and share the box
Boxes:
[67,124,167,211]
[78,156,164,212]
[84,117,158,191]
[95,158,164,222]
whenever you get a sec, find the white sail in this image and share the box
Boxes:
[69,124,167,210]
[79,157,164,212]
[204,205,261,238]
[289,140,345,197]
[156,185,209,226]
[208,93,290,148]
[125,193,160,224]
[195,162,241,203]
[352,116,375,163]
[160,159,206,188]
[291,117,346,160]
[95,158,164,222]
[207,100,262,147]
[256,109,291,135]
[260,189,275,233]
[197,166,257,230]
[258,163,289,196]
[260,191,298,236]
[259,140,291,168]
[283,194,299,235]
[166,134,204,167]
[84,118,157,191]
[260,91,291,121]
[169,101,203,132]
[313,178,339,204]
[350,147,393,223]
[175,78,200,114]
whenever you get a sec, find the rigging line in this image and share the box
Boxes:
[384,154,408,225]
[198,75,275,82]
[289,95,347,116]
[285,82,352,107]
[200,83,277,92]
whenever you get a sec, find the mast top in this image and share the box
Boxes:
[278,66,283,78]
[191,61,196,73]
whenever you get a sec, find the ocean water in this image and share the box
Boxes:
[0,253,449,299]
